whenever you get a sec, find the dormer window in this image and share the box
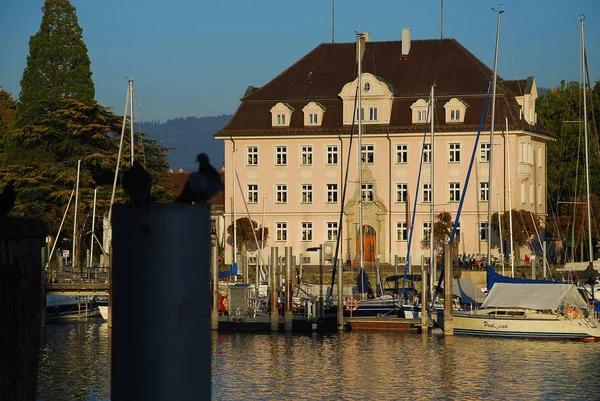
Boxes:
[410,99,429,124]
[302,101,325,126]
[443,98,468,123]
[271,102,294,127]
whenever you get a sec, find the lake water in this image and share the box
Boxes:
[38,319,600,400]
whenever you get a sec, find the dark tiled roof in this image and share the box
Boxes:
[169,171,225,209]
[216,38,551,138]
[502,77,534,96]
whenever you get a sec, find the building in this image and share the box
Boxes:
[215,30,552,269]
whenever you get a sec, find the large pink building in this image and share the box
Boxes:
[215,31,552,270]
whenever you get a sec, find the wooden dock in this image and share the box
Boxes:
[345,316,422,331]
[218,313,338,333]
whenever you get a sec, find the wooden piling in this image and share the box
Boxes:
[421,256,428,329]
[284,247,292,331]
[0,216,46,401]
[443,242,454,336]
[111,205,211,401]
[270,247,278,331]
[337,259,344,331]
[211,233,218,330]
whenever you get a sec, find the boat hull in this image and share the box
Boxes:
[439,311,600,340]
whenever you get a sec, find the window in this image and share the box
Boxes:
[271,102,293,127]
[396,183,408,202]
[520,142,532,164]
[369,107,378,121]
[276,184,287,204]
[276,146,287,165]
[247,184,258,204]
[361,144,374,164]
[327,184,338,203]
[417,110,428,123]
[301,222,313,241]
[276,222,287,241]
[411,99,430,124]
[247,146,258,165]
[396,222,408,241]
[480,143,490,162]
[301,184,312,204]
[396,144,408,164]
[309,113,318,124]
[423,183,431,203]
[277,114,286,125]
[356,107,365,121]
[327,145,338,165]
[301,145,312,166]
[479,182,489,202]
[303,101,325,126]
[479,222,488,241]
[423,143,431,163]
[449,182,461,202]
[449,143,461,163]
[450,109,460,121]
[422,221,431,242]
[327,222,338,241]
[361,183,374,202]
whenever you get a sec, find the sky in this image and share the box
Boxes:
[1,0,599,123]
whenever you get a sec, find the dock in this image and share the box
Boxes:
[345,316,422,331]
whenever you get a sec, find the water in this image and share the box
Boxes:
[38,320,600,400]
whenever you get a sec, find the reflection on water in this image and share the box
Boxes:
[38,321,600,400]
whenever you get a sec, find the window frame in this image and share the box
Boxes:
[479,182,489,202]
[449,143,461,163]
[449,182,461,202]
[396,221,408,241]
[361,144,375,164]
[396,144,408,164]
[276,184,287,204]
[247,184,258,204]
[301,221,313,242]
[396,183,408,203]
[276,222,288,241]
[246,146,258,166]
[326,145,338,165]
[327,221,338,241]
[361,183,374,202]
[275,146,287,166]
[300,145,313,166]
[326,183,338,203]
[479,142,491,163]
[422,183,432,203]
[300,184,313,204]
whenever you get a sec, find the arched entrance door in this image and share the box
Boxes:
[356,225,376,262]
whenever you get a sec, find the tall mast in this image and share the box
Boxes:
[488,7,504,261]
[506,118,515,276]
[73,160,81,267]
[357,32,364,271]
[129,78,134,164]
[580,15,594,264]
[89,188,97,268]
[331,0,335,43]
[429,84,435,298]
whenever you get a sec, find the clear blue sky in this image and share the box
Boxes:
[1,0,598,122]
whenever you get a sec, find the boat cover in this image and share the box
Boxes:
[356,268,374,296]
[481,282,588,310]
[486,266,557,290]
[218,262,238,278]
[453,278,487,304]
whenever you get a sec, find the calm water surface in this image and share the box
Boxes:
[38,320,600,400]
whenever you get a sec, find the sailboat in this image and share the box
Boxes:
[441,15,600,341]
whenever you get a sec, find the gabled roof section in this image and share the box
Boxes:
[216,38,551,138]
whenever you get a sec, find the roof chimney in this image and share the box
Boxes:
[363,32,371,42]
[402,28,411,55]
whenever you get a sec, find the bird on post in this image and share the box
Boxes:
[0,182,15,216]
[122,160,152,205]
[176,153,222,204]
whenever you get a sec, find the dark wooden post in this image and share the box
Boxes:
[111,205,211,401]
[0,217,46,401]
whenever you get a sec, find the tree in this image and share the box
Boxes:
[0,88,17,158]
[226,217,269,261]
[0,98,174,266]
[15,0,95,128]
[491,210,542,263]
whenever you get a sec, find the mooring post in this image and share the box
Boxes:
[0,216,46,401]
[111,205,211,401]
[270,246,278,332]
[337,257,344,331]
[211,233,218,330]
[443,242,454,336]
[284,247,293,331]
[421,256,428,330]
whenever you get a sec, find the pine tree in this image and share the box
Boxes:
[0,89,17,158]
[15,0,95,128]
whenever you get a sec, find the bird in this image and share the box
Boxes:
[0,182,16,216]
[122,160,152,205]
[176,153,222,204]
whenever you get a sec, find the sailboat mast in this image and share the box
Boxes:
[429,84,435,298]
[506,118,515,276]
[357,33,364,271]
[580,15,594,264]
[488,7,504,261]
[89,188,97,268]
[129,79,134,164]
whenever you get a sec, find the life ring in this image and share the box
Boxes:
[219,295,228,313]
[566,306,575,319]
[345,297,359,312]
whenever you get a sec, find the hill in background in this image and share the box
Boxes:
[139,115,231,171]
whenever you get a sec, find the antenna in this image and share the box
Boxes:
[440,0,443,39]
[492,4,505,14]
[331,0,335,43]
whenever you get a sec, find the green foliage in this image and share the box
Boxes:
[491,210,542,261]
[537,80,600,212]
[15,0,95,128]
[0,98,175,249]
[0,89,17,157]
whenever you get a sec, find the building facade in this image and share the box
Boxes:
[215,31,552,268]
